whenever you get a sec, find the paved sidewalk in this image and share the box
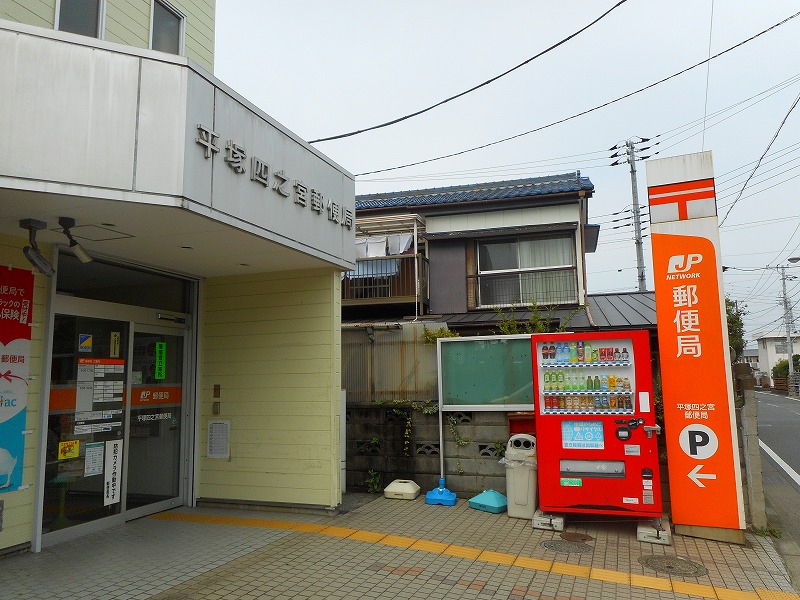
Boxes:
[1,492,797,600]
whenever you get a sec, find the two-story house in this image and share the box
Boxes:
[754,332,800,387]
[341,174,659,495]
[345,173,599,329]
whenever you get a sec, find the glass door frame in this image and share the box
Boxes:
[122,323,191,523]
[37,294,195,548]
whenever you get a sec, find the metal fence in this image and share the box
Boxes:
[466,268,578,308]
[341,327,438,405]
[342,254,429,303]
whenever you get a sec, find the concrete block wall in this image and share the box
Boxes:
[346,407,513,498]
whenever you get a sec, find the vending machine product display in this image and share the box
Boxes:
[531,329,663,518]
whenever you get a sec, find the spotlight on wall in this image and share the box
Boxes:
[58,217,93,263]
[19,219,56,277]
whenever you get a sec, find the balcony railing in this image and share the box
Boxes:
[466,268,578,308]
[342,254,429,307]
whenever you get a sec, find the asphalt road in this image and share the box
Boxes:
[756,389,800,591]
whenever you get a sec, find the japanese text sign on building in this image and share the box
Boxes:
[646,151,744,531]
[0,267,33,494]
[195,125,354,231]
[154,342,166,381]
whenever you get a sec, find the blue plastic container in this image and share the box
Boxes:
[468,489,507,514]
[425,477,457,506]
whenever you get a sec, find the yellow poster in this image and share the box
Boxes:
[58,440,80,460]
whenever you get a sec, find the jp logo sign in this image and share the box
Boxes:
[667,254,703,274]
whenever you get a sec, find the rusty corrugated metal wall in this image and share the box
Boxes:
[342,323,442,405]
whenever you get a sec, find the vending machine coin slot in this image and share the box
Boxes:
[560,459,625,479]
[628,417,644,429]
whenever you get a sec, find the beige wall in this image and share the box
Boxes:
[1,0,55,27]
[2,0,215,73]
[426,205,582,234]
[0,234,52,552]
[104,0,215,72]
[199,269,342,508]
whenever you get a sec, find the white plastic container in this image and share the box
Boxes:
[384,479,421,500]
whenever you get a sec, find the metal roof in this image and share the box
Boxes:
[356,173,594,210]
[435,292,657,332]
[585,292,656,329]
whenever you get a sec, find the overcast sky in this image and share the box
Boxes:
[215,1,800,345]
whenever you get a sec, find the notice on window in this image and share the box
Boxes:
[58,440,80,460]
[76,358,125,413]
[207,420,230,459]
[154,342,166,380]
[84,442,104,477]
[103,439,123,505]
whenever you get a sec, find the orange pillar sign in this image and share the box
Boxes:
[646,151,745,530]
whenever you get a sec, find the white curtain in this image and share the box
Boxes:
[519,235,574,269]
[521,271,576,304]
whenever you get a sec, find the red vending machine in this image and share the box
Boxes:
[531,329,663,518]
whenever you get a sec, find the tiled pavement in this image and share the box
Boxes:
[1,493,798,600]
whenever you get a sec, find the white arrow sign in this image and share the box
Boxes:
[688,464,717,488]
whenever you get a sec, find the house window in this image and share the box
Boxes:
[477,233,577,307]
[151,0,184,56]
[57,0,103,38]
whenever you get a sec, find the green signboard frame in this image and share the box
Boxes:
[437,335,534,411]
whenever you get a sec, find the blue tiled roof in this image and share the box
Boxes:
[356,172,593,210]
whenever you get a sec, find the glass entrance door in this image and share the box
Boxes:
[44,315,129,533]
[43,317,188,538]
[125,330,185,514]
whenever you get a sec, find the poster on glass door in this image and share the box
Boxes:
[104,439,123,505]
[0,267,33,493]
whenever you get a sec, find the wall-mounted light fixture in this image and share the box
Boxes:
[19,219,55,276]
[58,217,93,263]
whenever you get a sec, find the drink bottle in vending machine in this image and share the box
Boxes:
[531,329,662,518]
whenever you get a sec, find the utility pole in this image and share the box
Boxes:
[781,257,800,385]
[781,266,794,381]
[610,137,652,292]
[626,139,647,292]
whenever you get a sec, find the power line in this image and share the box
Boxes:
[717,139,800,182]
[354,10,800,177]
[702,0,715,150]
[717,171,800,211]
[649,73,800,142]
[648,78,800,157]
[309,0,630,144]
[720,89,800,225]
[717,148,800,191]
[360,75,800,186]
[720,211,800,232]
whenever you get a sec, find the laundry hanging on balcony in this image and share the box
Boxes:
[387,233,414,255]
[349,258,400,278]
